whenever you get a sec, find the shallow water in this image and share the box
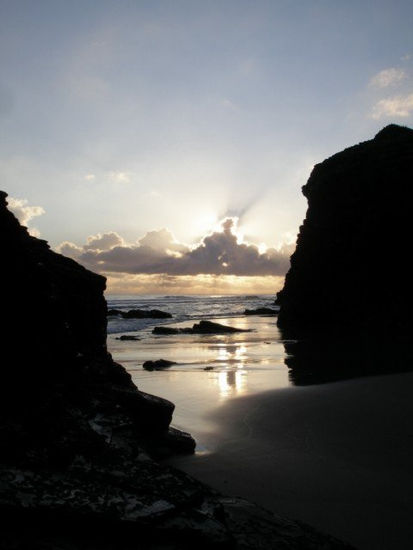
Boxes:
[107,295,291,446]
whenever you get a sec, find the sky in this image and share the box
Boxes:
[1,0,413,294]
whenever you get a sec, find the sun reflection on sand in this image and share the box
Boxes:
[215,342,248,364]
[214,342,249,399]
[217,368,247,399]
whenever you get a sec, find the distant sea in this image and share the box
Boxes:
[106,294,276,335]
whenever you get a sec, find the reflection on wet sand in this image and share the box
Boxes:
[217,368,247,399]
[108,315,291,438]
[213,342,249,399]
[281,328,413,385]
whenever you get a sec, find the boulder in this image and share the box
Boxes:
[153,320,250,335]
[192,320,250,333]
[107,308,122,316]
[143,359,177,370]
[244,307,278,315]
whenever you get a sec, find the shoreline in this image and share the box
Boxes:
[168,372,413,550]
[108,314,291,442]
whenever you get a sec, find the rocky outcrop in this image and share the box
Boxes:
[143,359,177,370]
[0,190,190,452]
[277,124,413,341]
[0,191,355,549]
[153,320,251,335]
[244,307,279,315]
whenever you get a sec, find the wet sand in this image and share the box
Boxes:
[109,315,413,548]
[109,315,291,438]
[169,372,413,550]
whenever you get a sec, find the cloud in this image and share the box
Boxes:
[370,68,406,88]
[56,231,124,257]
[85,231,124,250]
[57,241,83,258]
[57,218,293,278]
[108,171,131,184]
[371,93,413,119]
[105,273,285,295]
[8,196,45,236]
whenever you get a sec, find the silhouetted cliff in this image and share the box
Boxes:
[277,124,413,340]
[0,190,187,453]
[0,191,354,549]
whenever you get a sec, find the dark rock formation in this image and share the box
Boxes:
[143,359,177,370]
[0,191,355,549]
[0,190,187,450]
[277,125,413,383]
[116,334,140,341]
[244,307,279,315]
[153,320,251,335]
[122,309,172,319]
[192,320,250,333]
[277,124,413,340]
[107,308,122,316]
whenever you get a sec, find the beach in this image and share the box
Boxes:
[108,295,413,550]
[107,295,290,439]
[168,373,413,550]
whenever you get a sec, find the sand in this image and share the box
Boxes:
[169,372,413,550]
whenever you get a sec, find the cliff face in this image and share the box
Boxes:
[277,124,413,340]
[0,189,192,459]
[1,190,109,388]
[0,191,354,549]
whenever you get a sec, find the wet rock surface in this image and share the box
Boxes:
[244,307,279,315]
[153,320,251,335]
[143,359,177,370]
[0,191,355,549]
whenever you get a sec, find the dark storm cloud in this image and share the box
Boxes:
[58,219,293,277]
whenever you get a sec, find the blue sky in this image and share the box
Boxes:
[1,1,413,292]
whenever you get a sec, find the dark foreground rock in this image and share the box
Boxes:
[276,125,413,382]
[143,359,177,370]
[122,308,172,319]
[0,463,355,549]
[0,191,355,549]
[153,320,251,335]
[277,124,413,340]
[244,307,279,315]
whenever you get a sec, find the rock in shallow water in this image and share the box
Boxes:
[244,307,279,315]
[153,320,250,335]
[143,359,177,370]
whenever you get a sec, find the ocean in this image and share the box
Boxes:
[106,293,291,446]
[107,293,277,334]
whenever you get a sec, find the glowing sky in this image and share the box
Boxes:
[2,1,413,293]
